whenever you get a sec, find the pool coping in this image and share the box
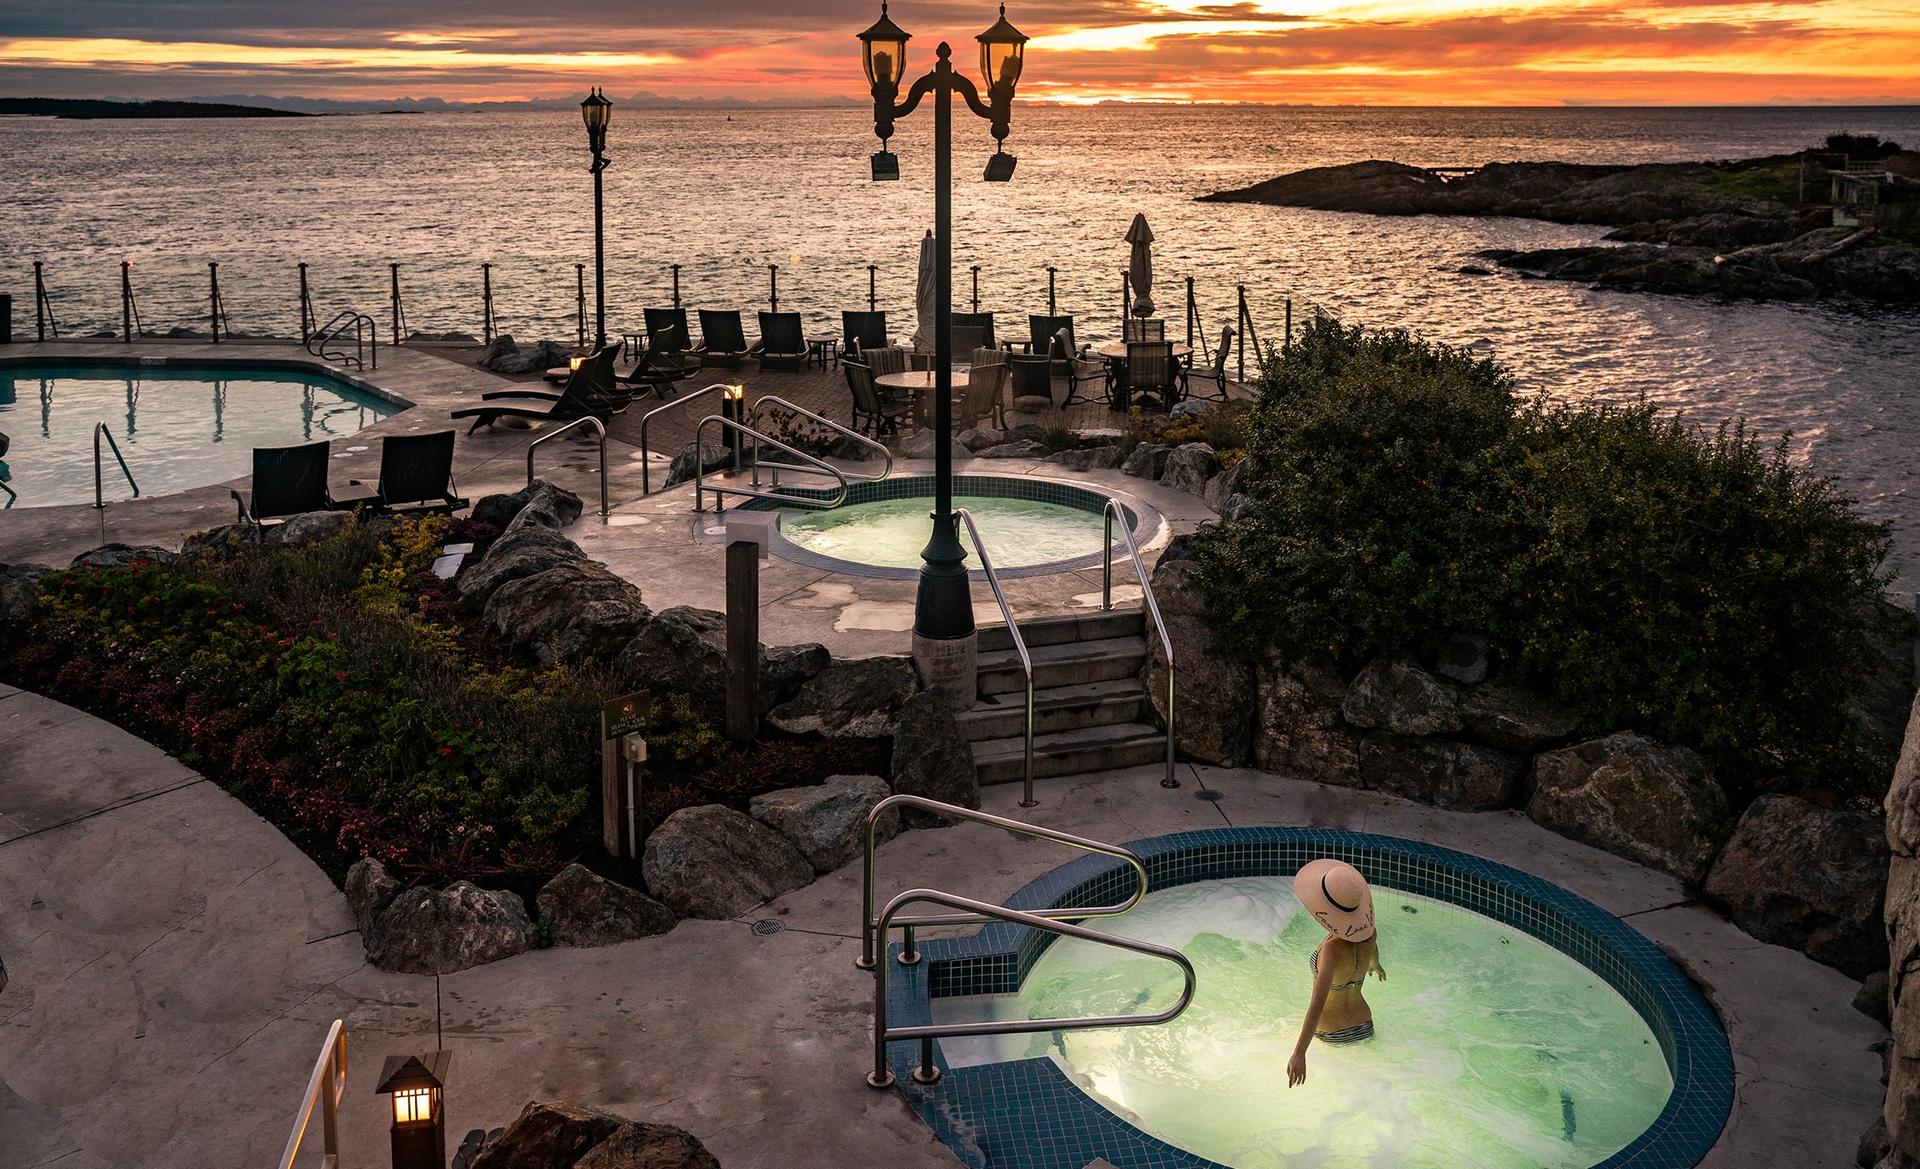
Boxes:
[884,827,1735,1169]
[713,473,1164,580]
[0,352,417,411]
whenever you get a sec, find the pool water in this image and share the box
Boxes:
[934,876,1674,1169]
[0,364,395,508]
[780,494,1108,570]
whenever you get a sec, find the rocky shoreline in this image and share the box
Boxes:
[1202,156,1920,302]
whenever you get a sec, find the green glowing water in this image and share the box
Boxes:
[933,877,1674,1168]
[780,494,1106,570]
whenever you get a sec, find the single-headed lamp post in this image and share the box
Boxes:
[580,87,613,352]
[859,2,1027,700]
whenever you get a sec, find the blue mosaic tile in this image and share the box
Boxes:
[875,827,1734,1169]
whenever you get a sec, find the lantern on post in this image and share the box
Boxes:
[858,2,912,180]
[375,1051,450,1169]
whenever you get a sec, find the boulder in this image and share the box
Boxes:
[766,656,918,738]
[1043,446,1123,471]
[763,642,832,701]
[458,525,587,605]
[536,863,676,947]
[1202,458,1250,514]
[1360,734,1524,811]
[70,544,178,570]
[1458,683,1580,751]
[481,338,573,375]
[1221,493,1257,521]
[573,1121,721,1169]
[641,804,814,919]
[0,563,50,626]
[749,774,899,873]
[662,441,733,490]
[976,439,1046,459]
[1121,442,1172,479]
[903,430,976,460]
[1703,795,1888,977]
[484,561,651,668]
[957,426,1005,451]
[1254,656,1360,785]
[1160,442,1220,496]
[1860,970,1892,1026]
[1434,633,1490,684]
[281,510,358,546]
[1168,399,1216,420]
[366,881,534,974]
[1889,854,1920,1164]
[617,607,831,718]
[1884,690,1920,856]
[889,689,979,826]
[1526,732,1728,883]
[1145,556,1254,765]
[469,1101,622,1169]
[344,857,402,937]
[1341,659,1462,736]
[472,480,583,532]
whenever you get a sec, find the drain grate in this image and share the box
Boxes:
[750,919,785,936]
[1195,789,1224,802]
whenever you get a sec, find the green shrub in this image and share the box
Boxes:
[1190,316,1897,803]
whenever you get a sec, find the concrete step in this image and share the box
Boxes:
[970,722,1168,785]
[977,635,1146,695]
[955,678,1149,742]
[978,609,1146,654]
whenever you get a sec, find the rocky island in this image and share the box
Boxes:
[1201,136,1920,302]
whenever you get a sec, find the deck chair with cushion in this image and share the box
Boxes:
[758,312,809,371]
[1055,327,1110,408]
[698,310,752,368]
[352,430,468,515]
[451,346,620,432]
[1182,325,1234,402]
[845,360,909,436]
[953,311,995,349]
[233,440,336,524]
[644,308,700,362]
[842,311,889,356]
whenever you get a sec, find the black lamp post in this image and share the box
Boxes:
[859,2,1027,697]
[580,88,613,352]
[375,1051,450,1169]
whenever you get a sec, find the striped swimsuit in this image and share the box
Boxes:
[1309,949,1376,1044]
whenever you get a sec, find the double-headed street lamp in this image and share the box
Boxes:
[580,87,613,352]
[859,2,1028,699]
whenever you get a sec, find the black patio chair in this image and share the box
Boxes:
[842,310,889,356]
[450,346,621,432]
[644,308,700,361]
[1124,318,1167,343]
[698,310,752,368]
[1055,328,1110,408]
[233,440,335,524]
[354,429,468,515]
[0,432,13,504]
[952,311,995,348]
[845,360,908,435]
[758,311,808,371]
[1183,325,1234,402]
[949,324,989,355]
[1028,314,1075,366]
[1007,353,1054,413]
[1121,340,1179,412]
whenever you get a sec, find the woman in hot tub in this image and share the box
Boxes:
[1288,858,1386,1087]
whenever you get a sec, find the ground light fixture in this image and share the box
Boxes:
[375,1050,450,1169]
[856,2,1029,700]
[580,87,614,351]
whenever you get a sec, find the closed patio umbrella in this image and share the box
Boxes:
[1126,213,1155,318]
[911,229,936,353]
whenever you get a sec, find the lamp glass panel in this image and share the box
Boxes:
[393,1088,434,1125]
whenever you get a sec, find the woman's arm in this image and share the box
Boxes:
[1289,940,1339,1087]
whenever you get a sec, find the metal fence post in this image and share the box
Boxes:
[481,262,495,346]
[768,264,779,314]
[970,265,980,313]
[1284,297,1293,354]
[672,263,682,308]
[389,262,404,344]
[297,262,314,344]
[1236,284,1248,383]
[121,261,133,343]
[1185,275,1195,348]
[1046,265,1057,316]
[34,261,50,341]
[867,263,877,311]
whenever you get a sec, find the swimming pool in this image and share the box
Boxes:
[0,361,398,508]
[885,829,1733,1169]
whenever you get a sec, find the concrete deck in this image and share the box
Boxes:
[0,691,1885,1169]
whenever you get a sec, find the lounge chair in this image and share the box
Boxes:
[233,440,336,524]
[758,312,808,371]
[1120,340,1179,412]
[644,308,701,363]
[0,432,13,504]
[1055,328,1110,408]
[953,311,995,348]
[698,310,752,368]
[1007,353,1054,413]
[450,346,620,432]
[845,360,909,436]
[842,311,889,356]
[1183,325,1234,402]
[351,430,468,515]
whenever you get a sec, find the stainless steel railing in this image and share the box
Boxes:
[1102,499,1178,789]
[745,394,893,490]
[276,1019,347,1169]
[955,508,1036,808]
[306,310,377,370]
[693,414,848,512]
[92,422,139,510]
[857,794,1150,971]
[525,415,609,518]
[636,382,732,495]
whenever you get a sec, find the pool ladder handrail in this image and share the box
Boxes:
[306,310,378,370]
[636,382,733,495]
[954,508,1036,809]
[693,413,849,512]
[1102,499,1178,790]
[745,394,893,490]
[525,415,609,518]
[276,1018,347,1169]
[92,421,139,510]
[858,795,1150,971]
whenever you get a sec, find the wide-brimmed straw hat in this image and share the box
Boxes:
[1293,858,1376,942]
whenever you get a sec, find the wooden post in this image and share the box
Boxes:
[726,541,760,743]
[600,692,652,857]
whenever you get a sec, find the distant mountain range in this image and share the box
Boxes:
[0,97,307,119]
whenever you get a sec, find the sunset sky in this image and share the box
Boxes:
[2,0,1917,106]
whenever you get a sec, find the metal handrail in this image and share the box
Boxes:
[306,311,377,370]
[955,508,1036,809]
[92,422,139,510]
[526,415,609,517]
[1102,500,1178,789]
[693,414,848,513]
[276,1019,347,1169]
[636,382,732,494]
[857,794,1150,970]
[869,886,1196,1088]
[745,394,894,488]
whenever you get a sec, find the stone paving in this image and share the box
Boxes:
[0,689,1887,1169]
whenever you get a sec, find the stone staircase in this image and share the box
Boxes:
[959,610,1166,785]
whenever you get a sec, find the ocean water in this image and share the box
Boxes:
[2,105,1918,578]
[933,875,1674,1169]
